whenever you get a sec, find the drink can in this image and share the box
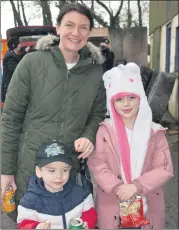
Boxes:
[69,218,84,229]
[2,186,16,213]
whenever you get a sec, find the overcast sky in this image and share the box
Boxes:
[1,1,149,39]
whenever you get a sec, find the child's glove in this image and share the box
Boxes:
[36,220,51,229]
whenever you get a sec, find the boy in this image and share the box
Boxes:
[17,140,97,229]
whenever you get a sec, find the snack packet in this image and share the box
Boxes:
[119,195,149,228]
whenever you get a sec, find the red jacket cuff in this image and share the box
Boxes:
[81,207,97,229]
[18,219,40,229]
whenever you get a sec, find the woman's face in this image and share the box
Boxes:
[56,11,91,53]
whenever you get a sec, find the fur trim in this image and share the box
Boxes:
[36,34,105,64]
[86,42,105,64]
[36,34,59,51]
[151,122,167,133]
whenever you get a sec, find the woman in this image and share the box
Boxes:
[1,2,106,212]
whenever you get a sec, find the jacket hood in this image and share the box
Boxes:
[27,175,74,197]
[36,34,105,64]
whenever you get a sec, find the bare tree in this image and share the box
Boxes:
[55,0,68,10]
[55,0,78,9]
[137,0,142,26]
[95,0,124,28]
[79,0,108,27]
[20,0,28,26]
[127,0,132,27]
[34,0,53,26]
[9,0,24,26]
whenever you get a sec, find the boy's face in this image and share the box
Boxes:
[114,95,140,120]
[36,161,71,193]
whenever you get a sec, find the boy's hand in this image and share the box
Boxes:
[36,221,51,229]
[117,184,138,202]
[83,222,88,229]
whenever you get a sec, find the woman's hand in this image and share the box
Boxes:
[74,137,94,159]
[1,175,17,201]
[36,221,51,229]
[116,184,138,202]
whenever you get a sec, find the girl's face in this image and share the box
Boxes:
[56,11,91,53]
[114,95,140,120]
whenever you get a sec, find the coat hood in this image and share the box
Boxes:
[27,175,74,197]
[36,34,105,64]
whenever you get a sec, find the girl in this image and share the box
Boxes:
[88,62,173,229]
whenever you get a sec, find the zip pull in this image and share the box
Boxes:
[24,132,28,140]
[67,70,70,79]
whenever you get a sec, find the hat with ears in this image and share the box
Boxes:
[103,63,152,184]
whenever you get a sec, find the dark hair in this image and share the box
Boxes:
[7,37,20,50]
[56,3,94,30]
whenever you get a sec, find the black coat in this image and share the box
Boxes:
[100,46,115,72]
[1,50,22,103]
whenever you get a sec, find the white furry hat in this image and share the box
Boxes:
[103,62,152,185]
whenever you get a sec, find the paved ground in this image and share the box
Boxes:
[1,133,178,229]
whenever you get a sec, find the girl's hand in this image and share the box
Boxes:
[83,222,88,229]
[117,184,138,202]
[36,221,51,229]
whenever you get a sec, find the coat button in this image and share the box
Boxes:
[156,193,159,195]
[118,175,121,179]
[103,138,106,142]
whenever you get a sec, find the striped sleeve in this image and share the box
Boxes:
[80,193,97,228]
[17,205,40,229]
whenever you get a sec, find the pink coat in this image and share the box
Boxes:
[88,120,173,229]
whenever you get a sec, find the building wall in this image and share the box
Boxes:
[89,27,109,38]
[89,27,148,67]
[150,27,161,70]
[160,14,178,72]
[123,27,148,66]
[149,1,178,35]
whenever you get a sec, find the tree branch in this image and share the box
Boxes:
[108,0,113,15]
[20,0,28,26]
[114,0,124,21]
[79,0,108,27]
[137,0,142,26]
[9,0,24,26]
[96,0,113,18]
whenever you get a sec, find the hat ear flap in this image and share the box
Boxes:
[102,71,111,90]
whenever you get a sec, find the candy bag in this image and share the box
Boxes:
[119,196,150,228]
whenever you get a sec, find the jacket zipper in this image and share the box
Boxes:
[61,200,67,229]
[59,58,92,143]
[60,69,69,143]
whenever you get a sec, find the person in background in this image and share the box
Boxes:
[100,38,115,72]
[1,37,30,110]
[17,140,97,229]
[1,2,106,221]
